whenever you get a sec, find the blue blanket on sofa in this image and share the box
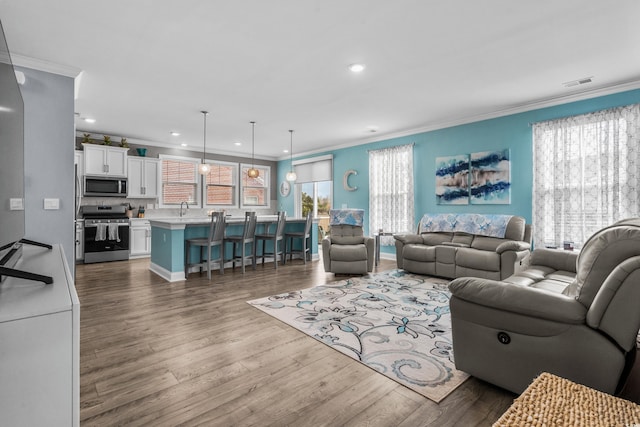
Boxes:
[419,213,513,238]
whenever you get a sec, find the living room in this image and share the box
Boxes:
[2,1,640,425]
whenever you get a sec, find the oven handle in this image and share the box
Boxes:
[84,223,130,228]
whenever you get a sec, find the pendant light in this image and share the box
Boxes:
[197,111,210,175]
[286,129,297,181]
[247,121,259,178]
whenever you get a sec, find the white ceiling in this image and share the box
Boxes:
[1,0,640,160]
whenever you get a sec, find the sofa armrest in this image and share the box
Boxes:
[393,234,423,245]
[496,240,531,254]
[530,248,578,273]
[321,237,332,271]
[449,277,587,324]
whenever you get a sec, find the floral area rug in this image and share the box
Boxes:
[247,269,469,403]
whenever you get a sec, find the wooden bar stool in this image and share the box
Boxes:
[285,212,312,264]
[224,211,257,273]
[185,211,225,281]
[254,211,286,269]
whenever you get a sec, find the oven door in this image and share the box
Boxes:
[83,221,130,263]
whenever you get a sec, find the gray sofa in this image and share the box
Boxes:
[448,218,640,394]
[394,215,532,280]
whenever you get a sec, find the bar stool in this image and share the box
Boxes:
[254,211,286,269]
[224,211,257,273]
[185,211,225,280]
[285,211,313,264]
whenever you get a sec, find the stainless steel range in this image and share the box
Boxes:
[81,205,130,264]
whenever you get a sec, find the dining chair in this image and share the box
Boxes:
[184,211,225,280]
[284,211,313,264]
[254,211,286,269]
[224,211,257,273]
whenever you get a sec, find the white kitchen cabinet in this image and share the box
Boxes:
[0,245,79,426]
[130,219,151,258]
[75,219,84,262]
[82,143,128,177]
[128,157,160,198]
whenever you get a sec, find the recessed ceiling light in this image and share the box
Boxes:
[348,63,366,73]
[283,149,289,153]
[180,143,188,147]
[234,142,242,146]
[366,125,379,133]
[170,131,180,136]
[83,118,96,123]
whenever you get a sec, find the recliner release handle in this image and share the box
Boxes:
[497,332,511,345]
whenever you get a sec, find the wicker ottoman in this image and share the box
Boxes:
[494,372,640,427]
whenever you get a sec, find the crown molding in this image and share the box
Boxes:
[279,79,640,161]
[74,130,280,161]
[10,53,82,78]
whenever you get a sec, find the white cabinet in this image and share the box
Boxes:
[82,143,128,177]
[0,245,79,426]
[130,219,151,258]
[128,157,160,198]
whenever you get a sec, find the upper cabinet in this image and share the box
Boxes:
[128,157,160,198]
[83,144,128,177]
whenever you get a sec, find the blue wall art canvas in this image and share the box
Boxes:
[436,154,469,205]
[470,149,511,204]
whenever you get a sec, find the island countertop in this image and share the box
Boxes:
[148,215,313,230]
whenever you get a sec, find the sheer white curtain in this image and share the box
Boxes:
[532,104,640,248]
[369,144,414,245]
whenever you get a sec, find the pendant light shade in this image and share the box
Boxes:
[286,129,297,182]
[247,121,259,178]
[198,111,210,175]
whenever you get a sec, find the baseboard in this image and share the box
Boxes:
[149,262,185,282]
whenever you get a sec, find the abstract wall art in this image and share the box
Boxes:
[470,149,511,204]
[435,154,469,205]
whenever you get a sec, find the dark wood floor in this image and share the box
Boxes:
[75,255,640,426]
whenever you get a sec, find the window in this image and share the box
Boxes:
[369,144,414,244]
[532,104,640,248]
[160,155,200,207]
[204,160,238,207]
[240,164,270,208]
[293,155,333,227]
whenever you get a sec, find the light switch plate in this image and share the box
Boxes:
[44,198,60,210]
[9,198,24,210]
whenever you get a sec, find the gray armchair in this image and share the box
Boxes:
[322,209,374,274]
[448,218,640,395]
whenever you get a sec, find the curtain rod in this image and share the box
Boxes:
[367,142,415,152]
[528,102,638,127]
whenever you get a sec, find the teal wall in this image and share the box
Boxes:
[278,88,640,239]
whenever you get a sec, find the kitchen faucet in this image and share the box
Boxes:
[180,201,189,217]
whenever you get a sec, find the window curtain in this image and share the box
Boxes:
[532,104,640,249]
[369,144,414,245]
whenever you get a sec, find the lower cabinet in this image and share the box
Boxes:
[130,219,151,258]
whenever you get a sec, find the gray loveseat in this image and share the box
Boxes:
[448,218,640,394]
[394,214,532,280]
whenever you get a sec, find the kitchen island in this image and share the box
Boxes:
[149,215,318,282]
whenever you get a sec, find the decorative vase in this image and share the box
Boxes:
[136,148,147,157]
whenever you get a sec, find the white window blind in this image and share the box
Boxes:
[293,155,333,183]
[532,104,640,248]
[240,164,270,208]
[160,155,200,207]
[204,160,238,207]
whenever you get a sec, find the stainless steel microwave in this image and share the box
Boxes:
[84,176,127,197]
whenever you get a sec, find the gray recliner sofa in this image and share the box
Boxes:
[448,218,640,395]
[394,214,532,280]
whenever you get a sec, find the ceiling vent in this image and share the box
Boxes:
[563,77,593,88]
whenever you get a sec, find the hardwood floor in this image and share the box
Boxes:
[76,256,638,426]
